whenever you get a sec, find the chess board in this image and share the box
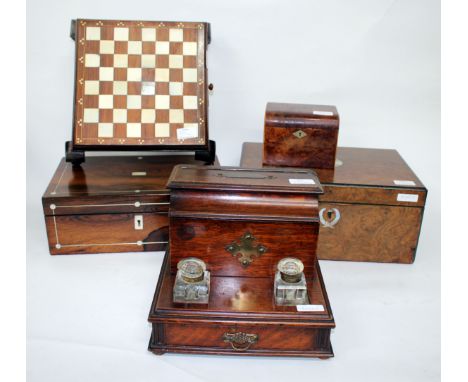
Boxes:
[72,19,209,148]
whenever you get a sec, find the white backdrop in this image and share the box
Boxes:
[27,0,440,381]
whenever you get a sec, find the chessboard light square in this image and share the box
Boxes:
[169,109,184,123]
[169,82,183,95]
[99,67,114,81]
[141,82,155,95]
[169,55,183,68]
[86,27,100,40]
[155,123,170,137]
[142,109,156,123]
[155,41,169,54]
[98,123,113,138]
[114,27,129,41]
[183,96,198,110]
[85,54,100,67]
[142,28,156,41]
[127,68,142,81]
[100,40,115,54]
[155,95,169,109]
[141,55,156,68]
[183,68,198,82]
[183,42,197,55]
[127,95,141,109]
[169,28,183,42]
[127,123,141,137]
[84,81,99,95]
[155,68,169,82]
[114,54,128,68]
[113,81,128,95]
[113,109,127,123]
[83,108,99,123]
[99,95,113,109]
[128,41,142,55]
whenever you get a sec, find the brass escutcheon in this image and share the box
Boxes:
[225,231,267,267]
[293,129,307,139]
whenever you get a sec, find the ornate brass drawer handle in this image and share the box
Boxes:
[223,332,259,351]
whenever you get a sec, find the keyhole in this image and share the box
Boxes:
[327,210,334,220]
[134,215,143,230]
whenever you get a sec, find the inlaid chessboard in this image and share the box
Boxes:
[72,19,209,148]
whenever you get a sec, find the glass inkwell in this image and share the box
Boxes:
[274,258,308,306]
[173,258,210,304]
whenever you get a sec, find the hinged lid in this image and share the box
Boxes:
[167,165,323,194]
[240,143,427,207]
[42,155,218,216]
[265,102,339,129]
[72,19,210,150]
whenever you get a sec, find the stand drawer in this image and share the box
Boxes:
[150,322,333,358]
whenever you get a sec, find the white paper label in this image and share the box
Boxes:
[131,171,147,176]
[397,193,419,202]
[393,180,416,186]
[296,304,325,312]
[289,178,316,185]
[313,110,334,116]
[177,125,198,140]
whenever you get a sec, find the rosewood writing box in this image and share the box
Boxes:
[241,142,427,264]
[42,154,218,255]
[166,165,323,279]
[263,102,339,169]
[148,250,335,358]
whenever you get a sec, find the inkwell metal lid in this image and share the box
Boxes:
[178,258,206,283]
[278,258,304,283]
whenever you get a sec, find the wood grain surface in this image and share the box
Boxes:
[240,142,427,263]
[169,218,319,278]
[42,154,219,255]
[263,103,339,169]
[148,251,334,358]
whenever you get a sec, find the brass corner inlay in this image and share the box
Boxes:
[225,231,267,267]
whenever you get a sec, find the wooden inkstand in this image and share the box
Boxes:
[148,166,335,358]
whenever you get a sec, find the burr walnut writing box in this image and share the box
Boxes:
[241,142,427,264]
[71,19,210,151]
[166,165,323,279]
[42,155,218,255]
[148,250,335,358]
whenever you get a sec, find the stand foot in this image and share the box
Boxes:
[195,140,216,165]
[65,141,85,166]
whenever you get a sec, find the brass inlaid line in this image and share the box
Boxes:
[54,202,169,209]
[52,210,60,246]
[59,241,168,248]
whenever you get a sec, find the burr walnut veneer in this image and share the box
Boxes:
[263,103,339,169]
[241,142,427,264]
[42,155,218,255]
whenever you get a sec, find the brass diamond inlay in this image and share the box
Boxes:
[293,130,307,139]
